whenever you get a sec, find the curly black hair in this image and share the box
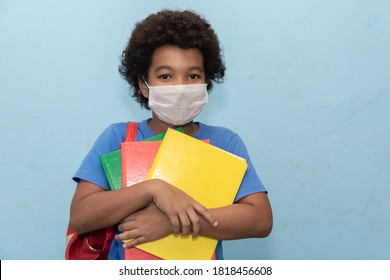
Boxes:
[119,9,226,109]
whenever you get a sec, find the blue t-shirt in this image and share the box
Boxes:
[73,119,266,259]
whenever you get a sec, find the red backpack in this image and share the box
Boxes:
[65,122,138,260]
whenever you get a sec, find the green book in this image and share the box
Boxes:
[100,150,122,190]
[100,127,184,190]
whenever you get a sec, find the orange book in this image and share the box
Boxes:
[120,141,162,260]
[121,141,161,188]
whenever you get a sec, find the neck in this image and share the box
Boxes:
[148,116,198,136]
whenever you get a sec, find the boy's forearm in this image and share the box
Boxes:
[199,193,273,240]
[70,180,157,234]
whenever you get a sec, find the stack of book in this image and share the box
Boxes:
[100,128,247,260]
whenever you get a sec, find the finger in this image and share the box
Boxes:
[120,215,136,223]
[116,229,140,242]
[123,236,146,248]
[193,203,218,227]
[186,208,201,237]
[178,212,192,236]
[118,221,137,232]
[168,214,181,235]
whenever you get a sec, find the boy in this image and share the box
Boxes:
[70,9,272,260]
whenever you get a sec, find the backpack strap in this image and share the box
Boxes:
[125,122,138,142]
[99,122,137,255]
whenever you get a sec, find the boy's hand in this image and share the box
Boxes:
[116,203,172,248]
[150,179,218,237]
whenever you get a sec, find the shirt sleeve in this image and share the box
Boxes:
[225,134,267,202]
[73,123,127,190]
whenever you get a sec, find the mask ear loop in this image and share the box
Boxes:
[142,76,150,88]
[141,76,151,100]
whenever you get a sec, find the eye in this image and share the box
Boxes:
[158,74,172,80]
[188,74,201,80]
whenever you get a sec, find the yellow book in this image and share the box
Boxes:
[136,128,248,260]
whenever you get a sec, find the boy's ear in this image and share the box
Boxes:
[138,77,149,98]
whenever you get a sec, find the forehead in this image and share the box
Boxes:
[150,46,204,71]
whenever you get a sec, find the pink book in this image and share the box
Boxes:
[121,141,162,259]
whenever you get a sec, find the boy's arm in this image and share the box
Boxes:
[118,192,272,248]
[70,179,217,235]
[70,180,152,234]
[200,192,272,239]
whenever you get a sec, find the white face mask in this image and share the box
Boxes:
[144,80,208,126]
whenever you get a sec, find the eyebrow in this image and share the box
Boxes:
[154,66,204,73]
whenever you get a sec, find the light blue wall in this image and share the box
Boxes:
[1,0,389,260]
